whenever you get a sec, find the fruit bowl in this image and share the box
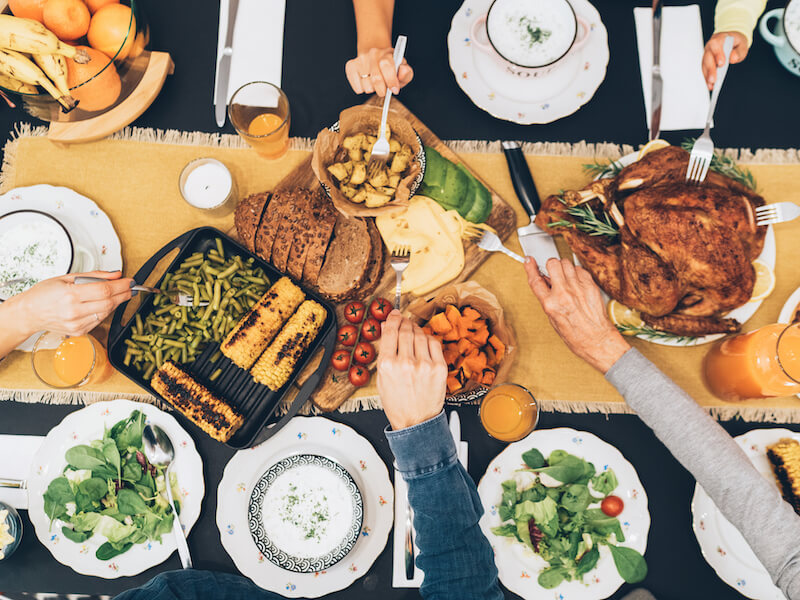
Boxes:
[0,0,151,122]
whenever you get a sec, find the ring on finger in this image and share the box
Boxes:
[94,313,100,322]
[360,73,370,79]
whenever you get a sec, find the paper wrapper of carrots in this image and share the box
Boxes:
[311,104,422,218]
[406,281,517,397]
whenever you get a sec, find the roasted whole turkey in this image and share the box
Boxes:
[535,147,767,337]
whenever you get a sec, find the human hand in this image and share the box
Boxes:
[7,271,133,338]
[377,310,447,430]
[702,31,748,90]
[345,47,413,97]
[525,257,630,374]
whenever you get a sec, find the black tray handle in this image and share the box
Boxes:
[108,229,198,347]
[251,323,339,446]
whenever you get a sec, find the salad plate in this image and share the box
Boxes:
[217,416,393,598]
[26,399,204,578]
[691,428,797,600]
[478,427,650,600]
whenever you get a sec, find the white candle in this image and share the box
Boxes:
[179,158,237,214]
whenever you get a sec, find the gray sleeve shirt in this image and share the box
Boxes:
[606,348,800,599]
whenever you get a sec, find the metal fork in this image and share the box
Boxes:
[390,245,411,309]
[755,202,800,226]
[474,230,525,263]
[686,35,734,184]
[367,35,408,179]
[74,277,209,308]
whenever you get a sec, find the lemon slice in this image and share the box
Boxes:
[749,260,775,302]
[637,139,670,160]
[608,300,645,333]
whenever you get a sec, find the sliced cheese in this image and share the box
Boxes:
[376,196,465,296]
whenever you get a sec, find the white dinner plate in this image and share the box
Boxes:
[447,0,609,124]
[0,184,123,351]
[217,416,393,598]
[778,287,800,399]
[591,152,776,347]
[26,399,204,578]
[478,427,650,600]
[691,428,798,600]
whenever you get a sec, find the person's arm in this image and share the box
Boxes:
[702,0,767,89]
[344,0,413,97]
[524,257,800,598]
[114,569,283,600]
[378,312,503,600]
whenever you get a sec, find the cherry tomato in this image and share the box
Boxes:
[337,325,358,346]
[348,364,370,387]
[369,297,392,321]
[353,341,376,364]
[361,317,381,341]
[600,495,624,517]
[330,349,351,371]
[343,301,366,324]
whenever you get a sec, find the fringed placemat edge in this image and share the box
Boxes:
[0,387,167,410]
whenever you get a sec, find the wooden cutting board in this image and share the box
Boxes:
[234,97,518,411]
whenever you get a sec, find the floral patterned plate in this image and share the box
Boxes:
[26,399,204,578]
[691,428,798,600]
[0,184,123,351]
[217,416,393,598]
[478,427,650,600]
[447,0,609,124]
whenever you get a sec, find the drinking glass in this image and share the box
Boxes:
[480,383,539,442]
[32,332,113,389]
[704,322,800,401]
[228,81,291,159]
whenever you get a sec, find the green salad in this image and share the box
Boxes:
[491,447,647,589]
[43,411,181,560]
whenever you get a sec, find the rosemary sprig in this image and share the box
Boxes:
[548,203,619,238]
[614,323,698,345]
[680,138,757,190]
[582,159,624,180]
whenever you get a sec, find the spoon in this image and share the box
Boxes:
[142,424,193,569]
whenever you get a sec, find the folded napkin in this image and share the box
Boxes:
[0,434,44,510]
[634,5,711,132]
[392,441,468,588]
[214,0,286,105]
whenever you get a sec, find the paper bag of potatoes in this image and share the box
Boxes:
[312,105,422,217]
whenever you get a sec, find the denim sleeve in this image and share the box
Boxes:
[386,412,503,600]
[113,569,281,600]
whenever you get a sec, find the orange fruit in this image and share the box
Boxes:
[66,45,121,112]
[87,4,134,59]
[8,0,48,22]
[42,0,91,41]
[84,0,118,14]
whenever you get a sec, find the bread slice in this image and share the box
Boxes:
[234,192,270,253]
[352,220,385,299]
[272,190,307,272]
[286,190,316,281]
[314,215,373,301]
[301,191,339,286]
[255,190,294,265]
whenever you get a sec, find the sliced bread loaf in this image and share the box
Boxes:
[314,215,373,301]
[234,192,270,253]
[301,191,339,286]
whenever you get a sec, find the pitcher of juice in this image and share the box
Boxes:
[480,383,539,442]
[704,323,800,401]
[32,332,113,388]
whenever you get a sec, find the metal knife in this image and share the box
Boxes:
[502,141,560,274]
[215,0,239,127]
[649,0,663,141]
[449,411,461,450]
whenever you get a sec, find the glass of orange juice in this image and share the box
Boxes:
[228,81,291,159]
[31,332,113,389]
[704,322,800,401]
[480,383,539,442]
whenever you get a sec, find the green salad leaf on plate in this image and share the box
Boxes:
[42,411,181,561]
[491,447,647,589]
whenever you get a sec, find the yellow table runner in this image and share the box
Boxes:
[1,126,799,422]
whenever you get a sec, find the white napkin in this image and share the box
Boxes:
[214,0,286,105]
[0,434,44,510]
[392,442,468,588]
[634,5,711,131]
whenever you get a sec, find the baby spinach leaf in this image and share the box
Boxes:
[521,484,546,503]
[117,488,150,516]
[43,477,74,521]
[498,479,517,521]
[547,450,569,465]
[65,445,107,471]
[155,512,174,538]
[575,546,600,577]
[123,459,143,483]
[522,448,545,469]
[538,566,569,589]
[591,469,619,497]
[608,545,648,583]
[78,477,108,502]
[491,524,518,538]
[101,440,121,478]
[538,455,586,484]
[96,541,132,561]
[61,526,91,543]
[587,509,625,543]
[113,411,145,452]
[560,484,592,513]
[575,460,596,485]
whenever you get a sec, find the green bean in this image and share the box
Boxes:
[244,276,267,285]
[210,350,222,363]
[163,340,186,349]
[143,363,155,380]
[155,348,163,369]
[134,313,143,335]
[123,351,132,367]
[209,368,222,382]
[217,263,238,279]
[207,253,225,265]
[215,238,225,258]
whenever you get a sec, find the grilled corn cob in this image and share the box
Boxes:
[151,361,244,443]
[251,300,327,391]
[221,276,305,369]
[767,438,800,515]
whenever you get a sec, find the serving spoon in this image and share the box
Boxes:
[142,424,193,569]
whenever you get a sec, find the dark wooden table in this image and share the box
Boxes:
[1,1,799,598]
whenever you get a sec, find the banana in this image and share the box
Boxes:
[0,48,77,112]
[0,15,89,63]
[0,73,36,94]
[32,52,69,97]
